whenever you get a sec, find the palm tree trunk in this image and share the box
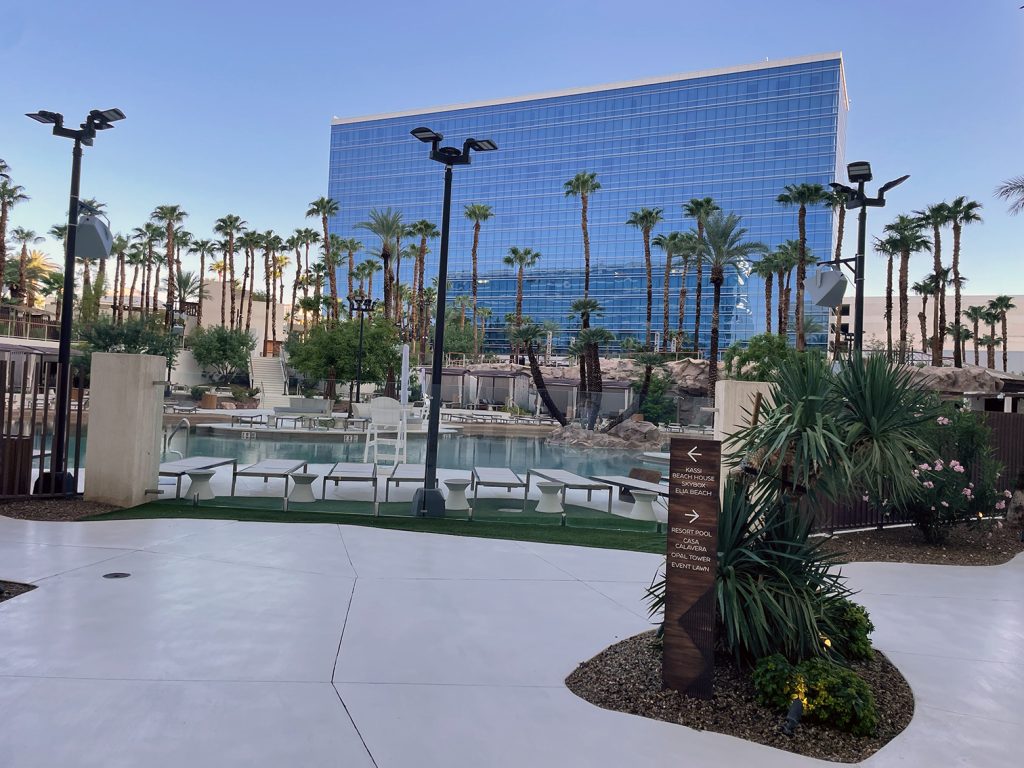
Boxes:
[382,251,392,322]
[662,248,671,352]
[643,230,653,349]
[776,271,785,335]
[524,342,566,426]
[898,250,910,363]
[151,263,159,316]
[795,205,807,350]
[920,296,929,354]
[581,193,591,298]
[263,251,271,354]
[164,224,175,327]
[346,247,353,303]
[239,249,249,330]
[601,365,652,433]
[1002,315,1009,372]
[931,224,943,366]
[197,253,205,327]
[764,276,772,334]
[128,266,139,318]
[708,277,722,403]
[885,255,894,357]
[228,238,236,330]
[111,254,120,321]
[677,261,689,342]
[833,206,846,264]
[972,318,980,366]
[693,223,704,354]
[290,248,302,335]
[271,257,278,345]
[471,222,480,358]
[586,342,603,430]
[516,267,524,322]
[220,262,227,327]
[952,223,963,368]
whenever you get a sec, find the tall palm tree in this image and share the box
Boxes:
[988,295,1016,372]
[776,182,827,350]
[771,240,801,337]
[306,196,339,295]
[882,215,931,363]
[701,212,767,399]
[507,322,567,426]
[9,227,43,305]
[325,234,344,320]
[563,173,600,297]
[963,305,987,366]
[132,223,163,317]
[502,246,540,324]
[109,233,130,322]
[476,305,492,353]
[356,208,403,321]
[334,237,363,303]
[946,197,983,368]
[872,236,897,357]
[214,215,246,329]
[189,239,216,327]
[407,219,438,354]
[946,321,971,365]
[652,231,687,351]
[626,207,664,348]
[460,206,491,355]
[286,233,303,334]
[356,258,382,298]
[913,202,950,365]
[151,205,188,325]
[682,197,720,354]
[823,189,849,356]
[995,176,1024,215]
[0,181,29,294]
[750,253,776,335]
[126,244,146,318]
[237,230,262,334]
[15,250,57,309]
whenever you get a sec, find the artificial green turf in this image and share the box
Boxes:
[87,496,667,554]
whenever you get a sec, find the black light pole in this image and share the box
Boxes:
[408,127,497,517]
[829,162,909,352]
[348,296,376,414]
[26,108,125,493]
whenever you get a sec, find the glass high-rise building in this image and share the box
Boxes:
[328,52,848,353]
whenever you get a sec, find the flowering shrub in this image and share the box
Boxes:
[909,458,1009,543]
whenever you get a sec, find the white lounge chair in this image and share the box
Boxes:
[524,469,613,513]
[471,466,527,505]
[159,456,238,499]
[231,459,309,497]
[322,462,378,502]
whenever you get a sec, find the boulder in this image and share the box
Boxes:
[546,420,665,450]
[905,364,1004,394]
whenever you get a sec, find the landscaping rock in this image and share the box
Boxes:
[546,421,665,450]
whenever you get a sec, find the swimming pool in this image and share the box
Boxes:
[177,432,648,477]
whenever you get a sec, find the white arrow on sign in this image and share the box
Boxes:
[686,509,699,523]
[687,446,702,462]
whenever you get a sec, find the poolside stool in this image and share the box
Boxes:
[628,490,659,522]
[288,472,318,503]
[535,481,565,514]
[185,469,216,501]
[443,478,471,512]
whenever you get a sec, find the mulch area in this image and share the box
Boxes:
[820,521,1024,566]
[566,631,913,764]
[0,580,36,604]
[0,499,119,522]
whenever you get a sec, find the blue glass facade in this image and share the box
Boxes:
[328,53,847,353]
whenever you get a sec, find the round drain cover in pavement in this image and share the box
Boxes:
[102,572,131,579]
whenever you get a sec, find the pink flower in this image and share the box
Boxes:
[862,495,870,502]
[936,416,951,426]
[923,481,934,489]
[995,500,1007,510]
[912,470,920,478]
[953,465,965,473]
[919,463,931,471]
[1004,490,1013,498]
[934,460,945,471]
[962,487,973,496]
[940,501,949,508]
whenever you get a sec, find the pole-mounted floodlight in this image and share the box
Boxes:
[26,106,125,495]
[827,162,910,353]
[409,125,497,518]
[348,295,377,416]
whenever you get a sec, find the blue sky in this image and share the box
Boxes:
[2,0,1021,295]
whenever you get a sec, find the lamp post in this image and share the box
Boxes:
[409,127,497,517]
[348,296,376,415]
[26,107,125,493]
[829,162,909,352]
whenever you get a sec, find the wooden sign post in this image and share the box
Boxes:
[663,437,721,698]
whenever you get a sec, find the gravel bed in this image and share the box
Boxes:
[0,498,119,522]
[0,580,36,604]
[820,520,1023,566]
[566,631,913,763]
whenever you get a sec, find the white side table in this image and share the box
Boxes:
[629,490,660,522]
[185,469,216,501]
[535,481,565,514]
[444,478,471,511]
[288,472,317,503]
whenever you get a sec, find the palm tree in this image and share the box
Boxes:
[0,181,29,295]
[306,196,339,300]
[356,258,382,297]
[873,236,898,356]
[214,215,246,329]
[335,237,363,304]
[701,212,767,399]
[356,208,403,321]
[9,249,56,309]
[453,294,473,329]
[963,305,987,366]
[995,176,1024,215]
[502,246,540,324]
[476,305,492,353]
[325,234,344,320]
[175,271,204,305]
[626,207,664,348]
[109,233,129,322]
[173,229,193,287]
[988,295,1016,372]
[507,322,567,426]
[946,322,971,365]
[237,230,262,334]
[776,183,827,350]
[771,240,801,337]
[132,223,163,317]
[126,244,146,318]
[151,205,188,325]
[682,197,720,354]
[39,271,64,321]
[913,203,950,365]
[750,253,776,334]
[563,173,600,298]
[652,231,689,351]
[189,239,216,327]
[286,233,303,334]
[911,278,934,355]
[946,197,983,368]
[408,219,439,354]
[576,326,614,428]
[460,206,491,355]
[8,227,43,305]
[0,159,9,181]
[979,330,1001,370]
[882,215,931,363]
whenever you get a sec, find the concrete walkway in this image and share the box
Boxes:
[0,515,1017,767]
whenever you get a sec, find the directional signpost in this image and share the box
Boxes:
[663,437,721,698]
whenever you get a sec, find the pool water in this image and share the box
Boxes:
[179,432,649,477]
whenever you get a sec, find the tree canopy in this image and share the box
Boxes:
[188,326,256,381]
[285,319,399,386]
